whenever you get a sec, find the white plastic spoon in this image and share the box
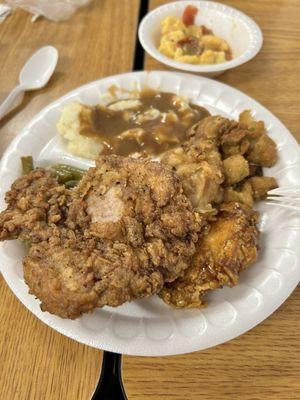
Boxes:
[0,46,58,120]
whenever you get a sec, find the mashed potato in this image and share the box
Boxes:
[158,15,231,65]
[57,91,210,160]
[57,102,103,159]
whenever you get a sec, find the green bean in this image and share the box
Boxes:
[21,238,32,249]
[51,164,85,182]
[51,169,74,184]
[65,180,80,188]
[55,164,85,178]
[21,156,34,175]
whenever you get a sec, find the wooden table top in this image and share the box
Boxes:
[0,1,299,399]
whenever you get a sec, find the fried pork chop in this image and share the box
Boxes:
[160,202,259,308]
[0,156,203,318]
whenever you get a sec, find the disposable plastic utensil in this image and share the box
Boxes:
[91,352,128,399]
[0,46,58,120]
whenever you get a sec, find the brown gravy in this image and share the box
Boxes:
[80,90,210,157]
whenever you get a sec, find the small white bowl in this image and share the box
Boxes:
[139,1,263,77]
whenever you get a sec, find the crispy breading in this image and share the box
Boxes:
[248,176,278,200]
[68,156,203,283]
[223,154,250,185]
[0,156,203,318]
[24,230,165,318]
[223,181,254,208]
[161,111,279,210]
[161,114,278,211]
[0,168,71,243]
[220,113,278,167]
[160,202,259,308]
[246,134,278,167]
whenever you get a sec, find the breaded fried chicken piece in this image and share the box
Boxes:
[160,202,259,308]
[2,156,203,318]
[24,229,165,318]
[0,168,70,243]
[161,116,226,213]
[68,156,203,282]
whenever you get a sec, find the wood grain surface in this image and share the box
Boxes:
[0,0,139,153]
[0,1,299,399]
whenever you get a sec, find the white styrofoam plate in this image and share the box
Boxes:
[0,71,299,356]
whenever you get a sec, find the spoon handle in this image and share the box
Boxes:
[0,85,24,120]
[91,351,128,400]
